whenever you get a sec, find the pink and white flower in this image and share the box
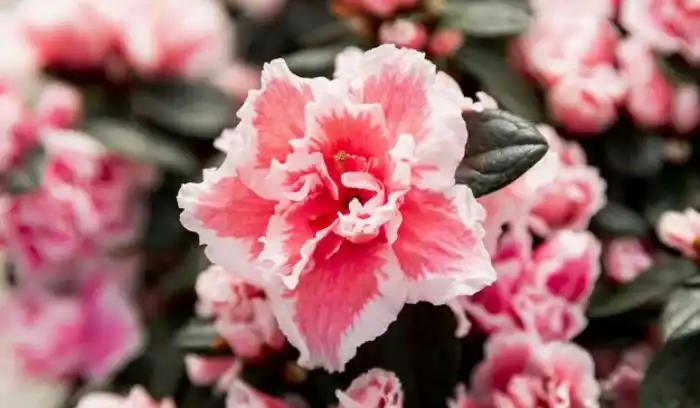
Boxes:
[227,381,292,408]
[1,129,148,277]
[656,208,700,257]
[529,0,616,18]
[184,355,241,391]
[601,345,654,408]
[178,44,496,371]
[620,0,700,66]
[463,230,599,340]
[427,29,464,57]
[77,386,175,408]
[17,0,114,69]
[94,0,233,78]
[617,38,674,128]
[378,19,428,50]
[463,332,601,408]
[0,13,40,88]
[513,15,619,86]
[336,368,403,408]
[533,230,601,305]
[604,238,653,284]
[671,84,700,134]
[547,65,626,134]
[195,265,285,358]
[34,82,83,130]
[0,271,142,381]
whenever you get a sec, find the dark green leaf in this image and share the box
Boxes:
[604,130,664,179]
[457,109,548,197]
[655,53,700,85]
[640,331,700,408]
[283,45,344,77]
[443,0,531,37]
[591,202,649,237]
[455,44,544,122]
[158,246,209,296]
[588,255,698,318]
[299,20,356,47]
[2,145,47,195]
[146,319,186,399]
[662,287,700,341]
[130,79,235,139]
[175,319,233,356]
[83,118,197,174]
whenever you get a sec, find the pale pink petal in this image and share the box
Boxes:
[184,355,238,386]
[267,241,406,372]
[336,368,403,408]
[656,208,700,256]
[393,186,496,304]
[512,287,587,341]
[672,84,700,134]
[227,380,291,408]
[604,238,653,284]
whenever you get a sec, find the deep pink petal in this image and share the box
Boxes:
[393,186,496,304]
[268,241,406,371]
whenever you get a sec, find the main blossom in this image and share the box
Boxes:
[178,44,496,371]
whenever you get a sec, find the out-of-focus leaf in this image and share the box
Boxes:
[175,319,233,356]
[299,20,356,47]
[604,130,664,179]
[283,45,345,77]
[588,255,698,318]
[591,202,649,237]
[146,318,186,400]
[457,109,548,197]
[662,287,700,341]
[443,0,531,37]
[639,331,700,408]
[83,118,197,174]
[130,79,235,139]
[2,145,47,195]
[455,44,544,122]
[655,53,700,85]
[158,246,209,296]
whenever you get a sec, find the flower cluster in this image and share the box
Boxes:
[15,0,232,78]
[0,82,150,381]
[512,0,700,134]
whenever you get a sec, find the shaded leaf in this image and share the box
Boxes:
[443,0,531,37]
[83,118,197,174]
[299,20,356,47]
[591,202,649,237]
[455,44,544,122]
[158,246,210,296]
[588,255,697,318]
[130,79,235,139]
[146,319,186,399]
[604,130,664,179]
[655,53,700,85]
[175,319,233,356]
[457,109,548,197]
[662,287,700,341]
[640,331,700,408]
[2,145,47,195]
[283,45,345,77]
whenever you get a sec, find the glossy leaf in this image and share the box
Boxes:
[591,202,649,237]
[457,109,548,197]
[2,145,47,195]
[640,331,700,408]
[662,287,700,341]
[455,44,544,122]
[130,79,235,139]
[83,118,198,174]
[588,255,697,318]
[443,0,531,37]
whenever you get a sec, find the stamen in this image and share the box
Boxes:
[334,151,348,161]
